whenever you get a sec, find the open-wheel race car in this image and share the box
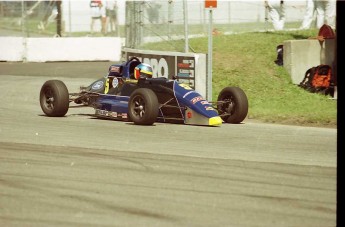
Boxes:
[39,57,248,126]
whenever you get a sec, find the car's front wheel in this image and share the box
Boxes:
[217,87,248,124]
[128,88,159,125]
[40,80,69,117]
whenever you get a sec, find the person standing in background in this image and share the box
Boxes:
[300,0,336,29]
[105,1,118,36]
[100,2,107,35]
[146,2,161,24]
[90,0,106,34]
[265,0,285,31]
[38,0,57,31]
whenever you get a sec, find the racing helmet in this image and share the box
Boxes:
[134,63,153,80]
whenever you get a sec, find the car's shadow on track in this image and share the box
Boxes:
[37,113,157,126]
[72,113,160,126]
[37,113,241,127]
[37,114,67,118]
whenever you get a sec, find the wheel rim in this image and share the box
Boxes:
[219,95,235,116]
[43,88,55,110]
[132,95,146,118]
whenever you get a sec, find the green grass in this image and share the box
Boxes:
[142,29,337,128]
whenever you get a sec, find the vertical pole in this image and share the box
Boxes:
[207,8,213,101]
[168,0,173,41]
[265,2,269,32]
[21,0,25,37]
[183,0,189,53]
[203,4,206,34]
[68,0,72,35]
[21,0,24,36]
[125,1,131,47]
[139,1,143,47]
[21,0,27,62]
[56,0,62,37]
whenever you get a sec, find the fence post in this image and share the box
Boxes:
[183,0,189,53]
[56,0,62,37]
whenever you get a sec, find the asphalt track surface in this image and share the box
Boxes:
[0,62,337,226]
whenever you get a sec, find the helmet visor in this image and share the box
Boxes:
[140,69,153,78]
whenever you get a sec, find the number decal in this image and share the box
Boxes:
[104,78,109,94]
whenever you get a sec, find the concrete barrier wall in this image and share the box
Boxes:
[0,37,24,62]
[283,39,335,84]
[0,37,122,62]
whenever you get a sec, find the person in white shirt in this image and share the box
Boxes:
[300,0,336,29]
[265,0,285,31]
[105,1,118,35]
[90,0,106,34]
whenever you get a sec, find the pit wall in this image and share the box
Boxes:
[0,37,122,62]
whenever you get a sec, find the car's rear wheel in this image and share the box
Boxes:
[40,80,69,117]
[217,87,248,124]
[128,88,159,125]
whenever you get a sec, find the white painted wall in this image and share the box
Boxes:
[0,37,122,62]
[0,37,25,62]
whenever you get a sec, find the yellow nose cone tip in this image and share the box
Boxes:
[209,116,223,126]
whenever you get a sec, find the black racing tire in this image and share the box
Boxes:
[217,87,248,124]
[128,88,159,125]
[40,80,69,117]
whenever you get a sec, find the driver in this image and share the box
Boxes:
[134,63,153,80]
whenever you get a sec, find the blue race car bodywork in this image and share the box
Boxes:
[39,57,248,126]
[94,78,222,126]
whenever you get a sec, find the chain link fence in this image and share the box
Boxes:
[125,0,309,51]
[1,1,310,49]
